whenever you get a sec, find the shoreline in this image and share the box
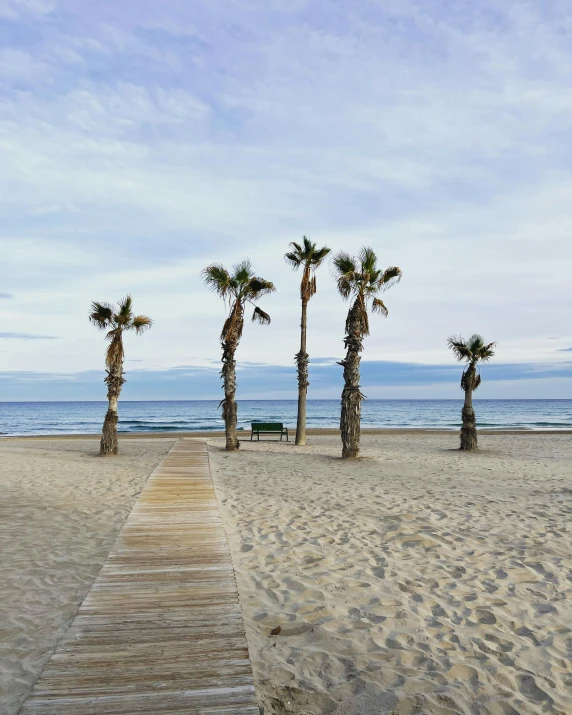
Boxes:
[2,427,572,440]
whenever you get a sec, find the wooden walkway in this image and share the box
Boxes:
[21,439,259,715]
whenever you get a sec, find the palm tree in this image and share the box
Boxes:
[285,237,331,446]
[89,296,152,455]
[447,334,495,451]
[333,247,402,459]
[203,260,275,451]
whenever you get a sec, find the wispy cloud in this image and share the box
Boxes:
[0,292,13,299]
[0,332,58,340]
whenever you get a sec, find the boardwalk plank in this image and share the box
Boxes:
[21,439,258,715]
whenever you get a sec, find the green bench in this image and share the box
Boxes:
[250,422,289,441]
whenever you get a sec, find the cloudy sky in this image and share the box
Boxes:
[1,0,571,400]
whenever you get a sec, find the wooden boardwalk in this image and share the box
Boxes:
[21,439,259,715]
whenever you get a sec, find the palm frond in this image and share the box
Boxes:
[233,259,253,286]
[116,295,133,325]
[372,298,389,317]
[479,342,496,361]
[467,334,496,361]
[359,246,378,275]
[447,335,473,361]
[131,315,153,334]
[285,250,302,269]
[364,270,382,292]
[333,252,357,299]
[202,264,232,298]
[378,266,402,291]
[470,335,495,361]
[333,252,357,276]
[468,334,484,352]
[449,334,496,364]
[248,277,275,298]
[252,306,271,325]
[311,245,331,266]
[302,236,314,254]
[89,301,114,329]
[336,275,353,299]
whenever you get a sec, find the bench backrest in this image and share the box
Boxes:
[251,422,284,431]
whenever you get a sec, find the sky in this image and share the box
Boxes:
[1,0,571,401]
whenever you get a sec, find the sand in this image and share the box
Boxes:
[0,437,175,715]
[209,433,572,715]
[1,432,571,715]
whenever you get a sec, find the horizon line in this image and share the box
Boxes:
[2,398,571,404]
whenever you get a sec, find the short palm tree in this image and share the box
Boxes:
[333,247,402,459]
[203,260,275,451]
[89,296,152,455]
[447,334,495,451]
[285,237,331,446]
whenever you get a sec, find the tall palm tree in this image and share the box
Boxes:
[447,334,495,451]
[285,237,331,446]
[89,296,152,455]
[203,260,275,451]
[333,247,402,459]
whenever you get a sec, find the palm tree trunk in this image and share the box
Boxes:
[100,366,125,455]
[460,379,477,451]
[339,300,365,459]
[295,298,309,446]
[221,339,239,451]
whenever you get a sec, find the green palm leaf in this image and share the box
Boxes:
[202,264,232,298]
[447,334,496,363]
[89,302,113,328]
[333,247,401,327]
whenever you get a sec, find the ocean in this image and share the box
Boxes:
[1,400,571,436]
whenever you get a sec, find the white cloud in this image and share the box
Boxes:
[0,0,571,393]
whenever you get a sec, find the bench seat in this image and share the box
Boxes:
[250,422,289,441]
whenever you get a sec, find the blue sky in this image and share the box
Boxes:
[1,0,571,400]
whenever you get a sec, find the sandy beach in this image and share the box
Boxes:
[210,433,572,715]
[0,437,175,715]
[1,432,571,715]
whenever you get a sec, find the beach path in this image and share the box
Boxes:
[20,438,258,715]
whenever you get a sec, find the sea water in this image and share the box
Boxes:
[1,400,571,436]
